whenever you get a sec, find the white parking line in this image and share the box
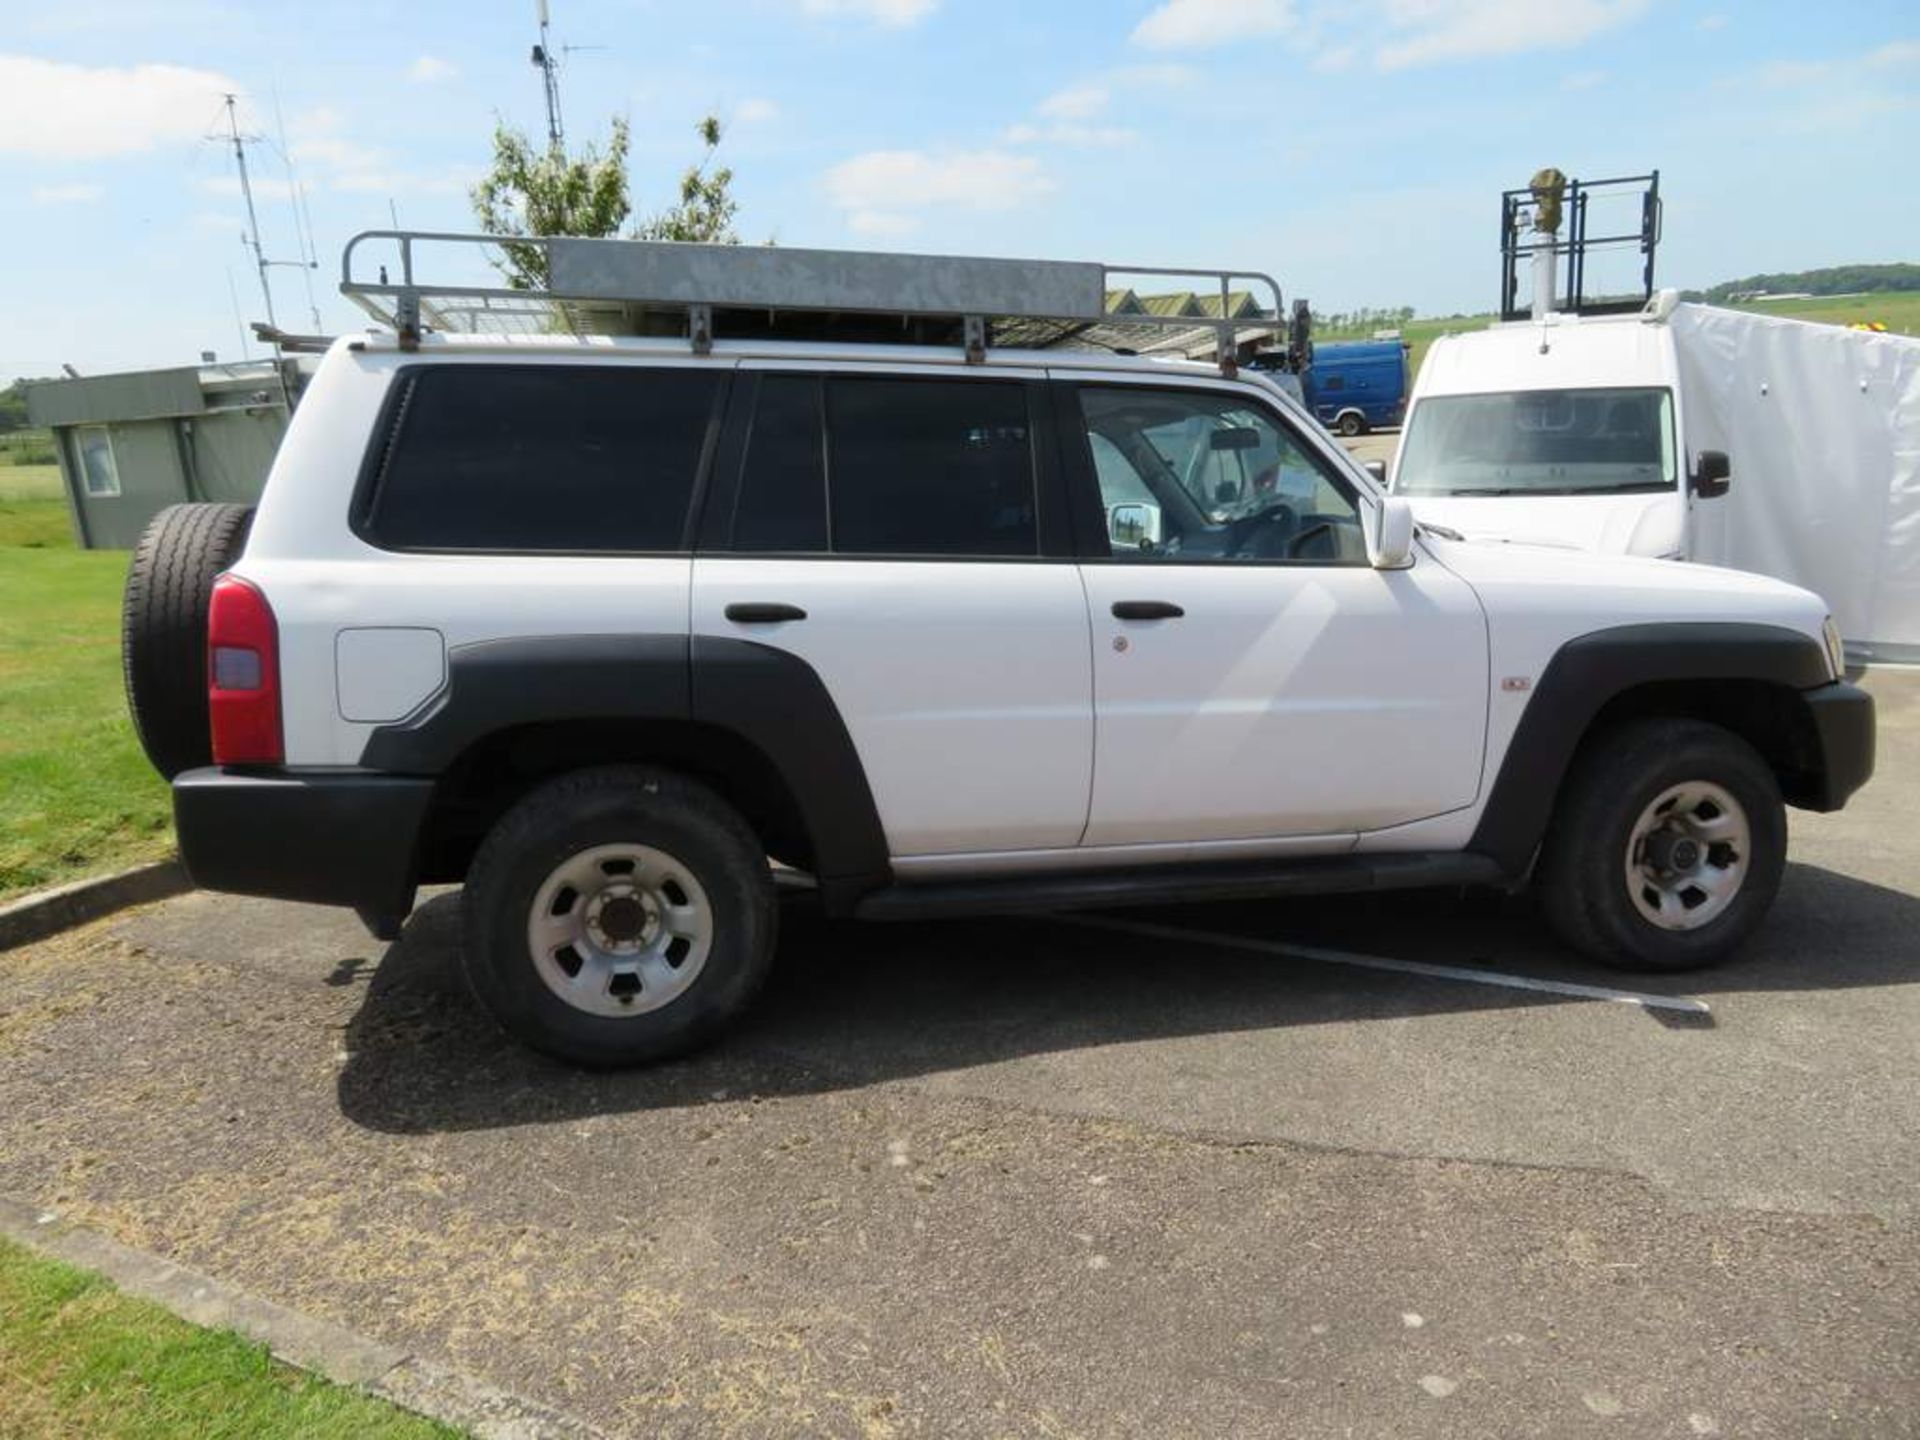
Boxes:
[1052,915,1712,1016]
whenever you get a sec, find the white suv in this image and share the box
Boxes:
[121,238,1874,1066]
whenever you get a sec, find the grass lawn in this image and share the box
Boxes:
[0,508,168,901]
[0,1237,462,1439]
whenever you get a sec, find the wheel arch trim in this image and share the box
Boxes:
[357,633,892,903]
[1469,621,1834,874]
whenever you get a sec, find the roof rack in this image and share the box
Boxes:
[339,230,1285,375]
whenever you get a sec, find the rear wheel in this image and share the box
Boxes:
[1536,719,1786,972]
[1336,411,1367,437]
[462,766,776,1066]
[121,502,255,778]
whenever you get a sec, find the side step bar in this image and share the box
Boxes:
[852,852,1508,923]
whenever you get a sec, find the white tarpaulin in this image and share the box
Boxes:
[1674,304,1920,662]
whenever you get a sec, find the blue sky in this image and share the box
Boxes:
[2,0,1915,383]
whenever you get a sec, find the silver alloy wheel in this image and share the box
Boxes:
[525,843,714,1017]
[1623,781,1751,931]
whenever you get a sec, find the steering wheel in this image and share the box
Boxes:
[1222,499,1297,559]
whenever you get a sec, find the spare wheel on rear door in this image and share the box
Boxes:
[121,502,256,779]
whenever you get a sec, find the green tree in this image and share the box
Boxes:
[636,115,740,245]
[470,117,632,289]
[470,114,740,290]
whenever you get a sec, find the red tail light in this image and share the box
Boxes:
[207,574,282,765]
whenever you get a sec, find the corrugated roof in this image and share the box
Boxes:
[1137,291,1202,317]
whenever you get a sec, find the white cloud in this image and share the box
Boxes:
[0,54,238,159]
[1562,68,1608,90]
[1009,80,1135,145]
[1109,62,1199,89]
[735,97,780,123]
[1313,45,1357,71]
[32,182,104,204]
[1697,12,1728,30]
[1005,121,1135,147]
[407,55,456,83]
[291,135,388,173]
[848,209,921,237]
[1132,0,1295,51]
[1374,0,1650,71]
[826,148,1051,235]
[801,0,937,25]
[1038,83,1109,119]
[1868,39,1920,68]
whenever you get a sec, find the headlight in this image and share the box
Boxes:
[1821,616,1846,679]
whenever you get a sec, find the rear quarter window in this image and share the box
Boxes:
[359,365,724,552]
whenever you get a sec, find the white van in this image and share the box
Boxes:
[1391,293,1920,664]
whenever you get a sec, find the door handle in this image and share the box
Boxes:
[725,602,808,624]
[1111,600,1184,620]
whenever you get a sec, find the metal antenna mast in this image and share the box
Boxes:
[532,0,564,151]
[219,93,278,331]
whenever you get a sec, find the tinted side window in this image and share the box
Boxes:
[366,366,721,551]
[733,375,828,552]
[826,378,1036,557]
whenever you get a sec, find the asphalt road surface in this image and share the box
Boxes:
[1,670,1913,1438]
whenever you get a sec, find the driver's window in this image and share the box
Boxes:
[1080,386,1366,565]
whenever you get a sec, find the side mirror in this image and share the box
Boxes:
[1109,502,1162,552]
[1367,496,1416,569]
[1363,459,1388,485]
[1691,449,1731,499]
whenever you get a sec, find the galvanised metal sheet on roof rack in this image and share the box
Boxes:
[545,238,1108,318]
[338,230,1286,371]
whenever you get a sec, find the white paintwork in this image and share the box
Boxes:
[1078,556,1487,843]
[1410,309,1680,401]
[238,341,723,765]
[241,325,1836,881]
[335,627,445,723]
[1409,490,1686,559]
[1428,534,1831,842]
[692,557,1095,856]
[1368,495,1417,567]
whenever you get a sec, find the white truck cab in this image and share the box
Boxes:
[1391,294,1920,663]
[1392,297,1698,559]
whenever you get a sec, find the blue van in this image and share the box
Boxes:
[1303,340,1409,436]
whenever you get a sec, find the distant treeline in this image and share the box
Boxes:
[0,383,31,433]
[1682,263,1920,303]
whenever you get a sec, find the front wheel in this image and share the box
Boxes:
[462,766,776,1065]
[1536,719,1786,972]
[1336,412,1367,438]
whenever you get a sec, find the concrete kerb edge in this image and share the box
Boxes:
[0,1196,607,1440]
[0,861,192,953]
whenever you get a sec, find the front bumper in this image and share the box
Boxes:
[1798,681,1875,811]
[173,767,433,922]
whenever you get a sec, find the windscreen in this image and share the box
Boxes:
[1395,386,1676,497]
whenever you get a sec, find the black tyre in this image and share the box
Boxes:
[121,502,255,779]
[462,766,777,1066]
[1336,411,1367,437]
[1536,719,1786,972]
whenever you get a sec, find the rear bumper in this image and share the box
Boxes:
[1798,680,1875,811]
[173,767,432,921]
